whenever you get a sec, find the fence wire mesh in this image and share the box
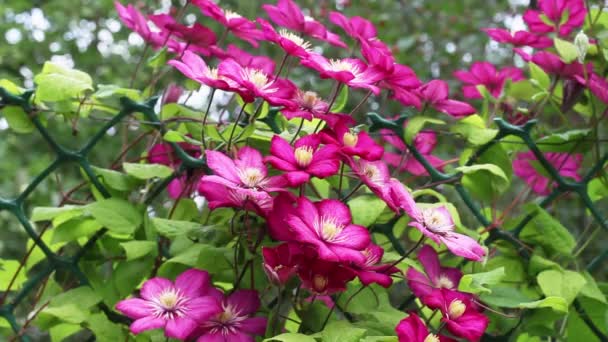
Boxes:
[0,86,607,341]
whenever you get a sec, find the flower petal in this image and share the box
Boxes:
[140,277,173,301]
[115,298,153,319]
[130,316,166,334]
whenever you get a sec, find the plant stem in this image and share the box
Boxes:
[201,88,217,149]
[227,104,247,151]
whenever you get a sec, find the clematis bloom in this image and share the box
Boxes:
[406,245,463,300]
[298,257,357,295]
[169,51,237,91]
[320,117,384,161]
[481,28,552,48]
[262,242,302,285]
[352,243,400,288]
[193,0,263,47]
[115,269,221,340]
[281,89,329,120]
[328,11,377,43]
[523,0,586,36]
[265,134,340,186]
[196,289,267,342]
[301,54,383,94]
[395,313,455,342]
[454,61,524,99]
[417,80,476,118]
[258,18,313,58]
[513,151,583,195]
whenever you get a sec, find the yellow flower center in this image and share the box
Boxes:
[243,68,270,89]
[424,334,440,342]
[206,67,220,80]
[343,131,358,147]
[158,289,180,310]
[320,217,342,241]
[238,167,264,188]
[362,163,383,185]
[294,146,314,167]
[422,208,454,235]
[448,299,466,320]
[313,274,328,292]
[436,275,454,289]
[224,10,242,20]
[278,29,312,50]
[300,91,319,109]
[328,59,358,73]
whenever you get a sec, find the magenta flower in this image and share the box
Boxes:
[395,313,456,342]
[407,205,486,261]
[328,11,377,43]
[575,72,608,104]
[281,89,329,120]
[481,28,552,48]
[258,18,313,58]
[285,197,371,264]
[218,58,296,106]
[417,80,476,118]
[454,62,524,99]
[168,51,238,91]
[147,142,201,198]
[196,289,267,342]
[351,243,400,288]
[381,123,445,176]
[530,51,589,80]
[406,245,463,300]
[198,147,285,215]
[298,257,357,295]
[212,44,276,75]
[383,63,423,108]
[193,0,263,47]
[513,151,583,195]
[320,117,384,161]
[301,54,383,94]
[115,2,166,47]
[115,269,222,340]
[262,0,347,47]
[423,289,489,342]
[265,134,340,186]
[262,242,302,285]
[523,0,586,36]
[148,14,217,56]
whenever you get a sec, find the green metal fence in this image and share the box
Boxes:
[0,86,607,341]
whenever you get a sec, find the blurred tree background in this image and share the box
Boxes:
[2,0,605,279]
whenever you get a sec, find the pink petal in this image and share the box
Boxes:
[334,224,371,249]
[130,316,166,334]
[417,245,441,282]
[140,277,173,301]
[226,289,261,315]
[187,296,223,322]
[316,199,352,227]
[115,298,153,319]
[175,269,211,297]
[205,150,241,183]
[239,316,268,335]
[165,317,198,340]
[440,233,485,261]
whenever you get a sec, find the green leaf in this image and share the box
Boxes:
[52,217,102,244]
[86,199,142,235]
[264,333,316,342]
[50,286,102,309]
[94,84,141,100]
[330,85,349,112]
[91,166,138,192]
[34,62,93,102]
[451,114,498,145]
[554,37,579,63]
[459,267,505,294]
[537,269,587,305]
[123,162,174,180]
[2,106,34,133]
[31,205,83,222]
[588,178,608,202]
[321,320,367,342]
[348,195,387,227]
[86,313,126,341]
[404,116,445,144]
[0,260,27,291]
[120,241,158,261]
[529,62,550,89]
[49,323,81,341]
[456,163,510,200]
[147,47,168,68]
[480,287,568,313]
[518,297,568,313]
[520,204,576,256]
[536,129,591,152]
[152,218,201,238]
[579,271,607,303]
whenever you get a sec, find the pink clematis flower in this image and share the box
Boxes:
[328,11,377,43]
[529,51,589,80]
[148,14,217,56]
[417,80,476,118]
[211,44,276,75]
[407,205,486,261]
[406,245,463,300]
[195,289,267,342]
[115,269,222,340]
[351,243,400,288]
[381,123,445,176]
[147,142,201,198]
[454,62,524,99]
[168,51,238,91]
[481,28,553,48]
[284,197,371,264]
[265,134,340,186]
[424,289,489,342]
[193,0,263,47]
[395,313,456,342]
[262,242,303,285]
[301,54,383,94]
[513,151,583,195]
[298,257,357,295]
[281,89,329,120]
[320,117,384,161]
[257,18,313,58]
[218,58,296,106]
[380,62,423,108]
[198,147,285,215]
[523,0,587,36]
[115,2,167,47]
[262,0,347,47]
[575,72,608,104]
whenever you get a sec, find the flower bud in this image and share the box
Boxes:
[574,30,590,63]
[448,299,466,319]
